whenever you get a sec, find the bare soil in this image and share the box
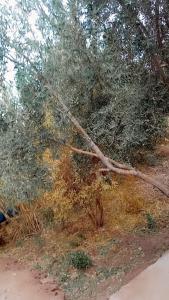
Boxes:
[0,257,64,300]
[110,251,169,300]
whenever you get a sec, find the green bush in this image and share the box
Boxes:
[69,251,92,270]
[146,213,156,231]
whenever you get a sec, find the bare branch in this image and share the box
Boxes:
[71,147,169,197]
[70,146,133,170]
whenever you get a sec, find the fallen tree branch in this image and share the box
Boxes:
[13,53,169,198]
[70,146,133,170]
[45,83,169,198]
[70,146,169,197]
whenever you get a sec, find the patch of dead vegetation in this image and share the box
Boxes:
[1,143,169,299]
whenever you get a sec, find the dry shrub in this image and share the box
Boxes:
[42,191,73,228]
[103,176,146,231]
[41,148,105,229]
[53,149,106,228]
[7,148,148,241]
[77,178,104,228]
[0,236,6,246]
[8,203,42,242]
[41,148,78,227]
[0,225,8,245]
[41,207,55,226]
[41,149,148,232]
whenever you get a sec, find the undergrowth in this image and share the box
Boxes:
[146,213,157,231]
[4,148,164,243]
[1,147,169,300]
[68,251,92,270]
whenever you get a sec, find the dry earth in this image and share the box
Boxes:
[110,251,169,300]
[0,257,64,300]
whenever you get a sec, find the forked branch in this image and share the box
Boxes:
[70,146,169,197]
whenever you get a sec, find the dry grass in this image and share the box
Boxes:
[5,148,169,243]
[7,203,42,242]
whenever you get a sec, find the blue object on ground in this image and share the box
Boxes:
[0,212,6,224]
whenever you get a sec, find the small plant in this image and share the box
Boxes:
[146,213,156,231]
[69,251,92,270]
[69,238,81,248]
[33,234,45,248]
[33,262,43,271]
[60,273,70,283]
[41,207,54,226]
[69,232,87,248]
[96,266,121,280]
[76,232,86,241]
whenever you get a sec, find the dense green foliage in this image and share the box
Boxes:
[69,250,92,269]
[0,0,169,202]
[0,86,51,203]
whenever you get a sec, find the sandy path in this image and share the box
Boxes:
[110,251,169,300]
[0,258,64,300]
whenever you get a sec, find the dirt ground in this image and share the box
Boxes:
[0,257,64,300]
[1,227,169,300]
[110,251,169,300]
